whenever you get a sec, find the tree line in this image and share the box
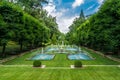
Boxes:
[0,1,61,57]
[66,0,120,56]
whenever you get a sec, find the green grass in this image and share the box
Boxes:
[3,47,120,65]
[2,49,41,65]
[81,47,120,65]
[0,47,120,80]
[0,66,119,80]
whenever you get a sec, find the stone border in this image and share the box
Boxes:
[41,65,46,68]
[0,48,41,64]
[71,65,74,69]
[0,56,17,64]
[33,65,46,68]
[70,65,83,69]
[0,65,119,69]
[83,47,120,63]
[105,55,120,62]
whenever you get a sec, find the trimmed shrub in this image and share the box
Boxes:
[74,61,82,68]
[33,60,41,67]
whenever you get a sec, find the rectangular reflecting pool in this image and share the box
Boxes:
[29,54,55,60]
[68,53,93,60]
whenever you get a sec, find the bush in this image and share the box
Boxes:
[33,60,41,67]
[74,61,82,68]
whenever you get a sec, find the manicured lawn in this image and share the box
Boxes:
[81,47,120,65]
[3,47,120,66]
[0,66,119,80]
[0,47,120,80]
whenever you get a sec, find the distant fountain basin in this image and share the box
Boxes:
[68,54,93,60]
[29,54,55,60]
[46,48,59,52]
[68,51,93,60]
[65,48,78,52]
[45,45,79,54]
[28,44,93,61]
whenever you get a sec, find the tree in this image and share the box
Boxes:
[66,9,86,45]
[0,15,8,57]
[0,2,51,56]
[67,0,120,56]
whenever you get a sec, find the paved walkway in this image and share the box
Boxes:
[0,65,119,69]
[84,65,120,67]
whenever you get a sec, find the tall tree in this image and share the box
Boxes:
[67,0,120,56]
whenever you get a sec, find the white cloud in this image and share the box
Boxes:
[72,0,84,8]
[94,0,104,12]
[43,3,56,15]
[55,9,77,33]
[43,1,78,33]
[98,0,104,4]
[86,4,95,11]
[57,16,78,33]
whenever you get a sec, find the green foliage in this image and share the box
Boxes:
[33,60,41,67]
[66,9,86,45]
[0,1,62,57]
[0,2,52,57]
[67,0,120,55]
[17,0,60,44]
[74,61,82,68]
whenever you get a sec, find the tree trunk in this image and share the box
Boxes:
[2,45,6,58]
[30,43,34,50]
[20,42,23,51]
[118,47,120,57]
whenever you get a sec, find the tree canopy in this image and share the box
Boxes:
[0,1,61,57]
[66,0,120,55]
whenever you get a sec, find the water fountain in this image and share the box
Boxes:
[62,41,64,46]
[41,48,44,54]
[79,47,81,52]
[44,41,82,54]
[29,43,93,60]
[60,41,64,53]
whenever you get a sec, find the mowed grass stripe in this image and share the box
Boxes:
[0,67,120,80]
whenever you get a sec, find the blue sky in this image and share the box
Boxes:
[43,0,104,33]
